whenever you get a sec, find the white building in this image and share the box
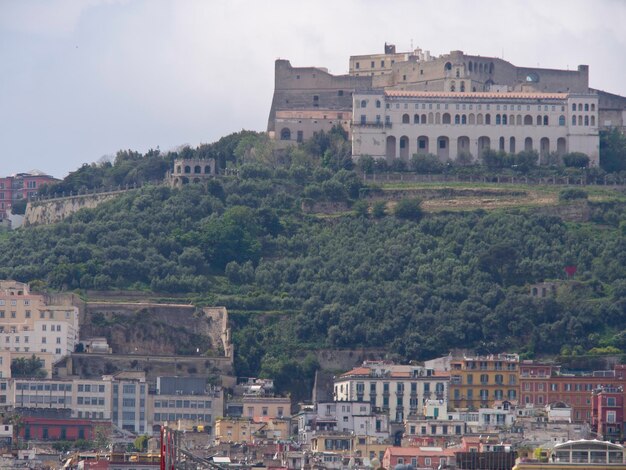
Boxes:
[11,377,112,419]
[334,362,449,423]
[352,91,599,165]
[0,281,79,366]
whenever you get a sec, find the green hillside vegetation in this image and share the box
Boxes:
[1,128,626,397]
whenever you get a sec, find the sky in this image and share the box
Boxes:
[1,0,625,178]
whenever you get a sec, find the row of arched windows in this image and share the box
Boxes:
[176,165,212,175]
[572,103,595,112]
[572,115,596,126]
[385,135,567,160]
[399,112,566,127]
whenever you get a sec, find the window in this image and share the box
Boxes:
[25,310,30,318]
[361,115,367,125]
[480,374,488,384]
[376,100,381,108]
[608,397,617,407]
[360,100,367,108]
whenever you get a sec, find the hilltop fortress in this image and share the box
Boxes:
[267,44,626,164]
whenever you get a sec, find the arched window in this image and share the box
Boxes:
[428,112,434,124]
[445,62,452,71]
[578,103,582,111]
[456,69,460,78]
[184,166,191,174]
[584,103,589,111]
[421,114,427,124]
[442,113,451,124]
[516,115,522,126]
[485,114,491,125]
[572,116,576,125]
[176,166,181,173]
[495,114,501,125]
[503,115,508,125]
[360,100,367,108]
[510,137,516,153]
[559,115,565,126]
[454,114,460,124]
[499,137,505,151]
[435,112,441,124]
[525,137,533,151]
[578,115,583,126]
[591,103,596,111]
[204,165,211,174]
[376,100,381,108]
[460,81,465,92]
[414,114,419,124]
[477,113,484,125]
[468,113,475,125]
[572,103,576,111]
[461,114,467,125]
[524,115,533,125]
[280,128,291,140]
[536,115,542,126]
[469,61,473,72]
[489,62,494,74]
[584,115,589,126]
[194,165,201,174]
[450,81,456,92]
[402,114,410,124]
[543,115,549,126]
[591,116,596,126]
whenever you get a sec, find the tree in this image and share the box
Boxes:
[600,128,626,172]
[11,355,47,378]
[393,198,423,221]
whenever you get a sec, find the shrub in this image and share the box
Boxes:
[563,152,590,168]
[559,188,588,201]
[410,153,444,173]
[393,198,423,221]
[372,201,387,218]
[352,200,369,218]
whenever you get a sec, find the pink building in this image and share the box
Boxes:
[382,446,455,469]
[591,386,624,441]
[0,171,58,218]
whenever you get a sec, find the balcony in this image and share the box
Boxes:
[354,121,392,129]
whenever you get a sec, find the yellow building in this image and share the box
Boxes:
[241,396,291,420]
[214,417,290,444]
[449,353,519,410]
[310,431,354,456]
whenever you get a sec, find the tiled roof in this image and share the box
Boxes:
[385,90,569,100]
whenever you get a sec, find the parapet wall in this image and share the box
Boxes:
[24,191,126,226]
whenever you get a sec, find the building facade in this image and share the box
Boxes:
[0,280,79,367]
[0,171,58,219]
[268,45,626,149]
[333,361,449,423]
[447,353,519,410]
[591,386,623,441]
[351,90,600,164]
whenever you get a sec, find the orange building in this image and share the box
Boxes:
[449,354,519,410]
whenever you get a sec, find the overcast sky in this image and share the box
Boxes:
[1,0,625,178]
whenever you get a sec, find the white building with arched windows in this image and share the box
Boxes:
[351,91,599,165]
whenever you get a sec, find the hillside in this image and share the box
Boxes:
[1,130,626,396]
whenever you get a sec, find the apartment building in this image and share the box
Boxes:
[12,378,112,419]
[149,376,223,434]
[333,361,449,423]
[591,386,624,441]
[0,171,58,218]
[447,354,519,410]
[0,280,79,366]
[110,372,148,434]
[519,361,626,423]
